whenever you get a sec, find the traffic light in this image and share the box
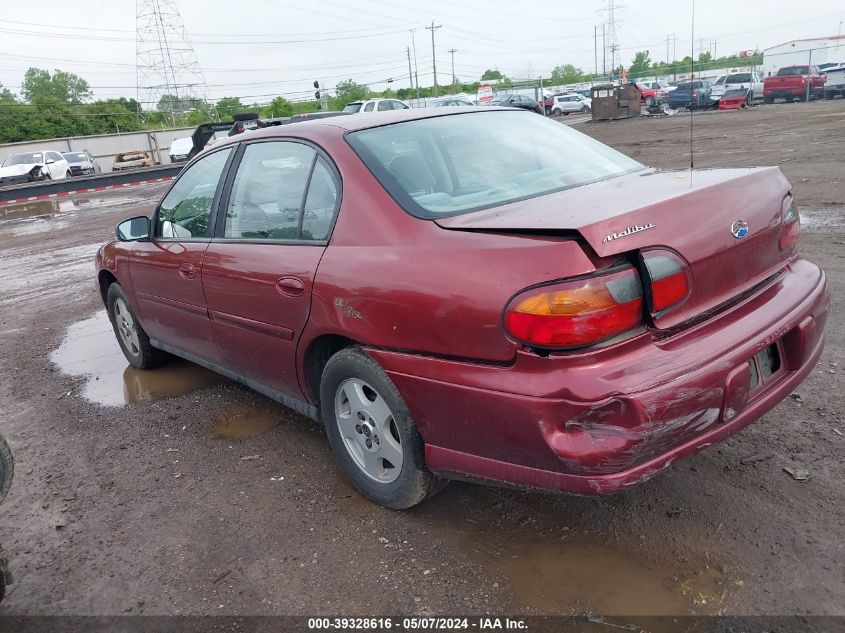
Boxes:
[314,80,320,100]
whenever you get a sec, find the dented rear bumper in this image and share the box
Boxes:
[367,258,828,495]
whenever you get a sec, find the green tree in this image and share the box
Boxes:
[262,96,293,118]
[629,51,652,75]
[698,51,712,64]
[21,68,91,104]
[0,82,16,103]
[550,64,585,84]
[333,79,369,107]
[481,69,503,81]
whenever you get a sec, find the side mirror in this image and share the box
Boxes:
[116,216,151,242]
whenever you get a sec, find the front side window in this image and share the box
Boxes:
[392,101,409,110]
[364,102,375,112]
[224,141,316,240]
[156,148,231,239]
[347,110,644,218]
[377,101,392,111]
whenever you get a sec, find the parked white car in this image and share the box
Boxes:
[550,93,592,115]
[168,136,194,163]
[640,80,675,92]
[342,98,411,113]
[0,150,69,186]
[710,72,764,104]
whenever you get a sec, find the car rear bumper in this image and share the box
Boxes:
[367,258,828,495]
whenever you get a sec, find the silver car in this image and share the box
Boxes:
[550,94,592,116]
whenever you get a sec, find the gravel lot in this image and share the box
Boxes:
[0,99,842,618]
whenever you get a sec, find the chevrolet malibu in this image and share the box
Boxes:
[96,108,828,508]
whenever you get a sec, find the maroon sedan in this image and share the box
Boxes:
[96,108,828,508]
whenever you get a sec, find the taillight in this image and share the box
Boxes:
[504,266,643,349]
[780,196,800,251]
[641,250,691,315]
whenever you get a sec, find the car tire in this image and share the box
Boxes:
[581,105,590,113]
[106,283,168,369]
[552,108,562,116]
[65,171,72,179]
[645,96,655,107]
[320,347,445,509]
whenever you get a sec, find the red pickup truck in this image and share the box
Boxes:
[763,65,826,103]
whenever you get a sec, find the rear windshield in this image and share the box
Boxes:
[777,66,808,76]
[726,73,751,83]
[342,103,363,113]
[346,110,644,218]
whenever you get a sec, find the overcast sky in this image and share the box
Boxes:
[1,0,842,106]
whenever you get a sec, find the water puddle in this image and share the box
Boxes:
[51,310,226,407]
[213,406,281,440]
[479,536,726,616]
[799,205,845,231]
[0,198,75,221]
[416,490,731,616]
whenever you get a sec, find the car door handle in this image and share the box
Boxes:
[276,276,305,297]
[178,262,197,279]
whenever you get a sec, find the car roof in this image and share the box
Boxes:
[210,106,517,141]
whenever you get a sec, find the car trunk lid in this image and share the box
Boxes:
[436,167,792,330]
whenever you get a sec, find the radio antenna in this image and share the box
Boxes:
[689,0,695,173]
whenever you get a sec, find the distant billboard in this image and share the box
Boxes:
[477,84,494,104]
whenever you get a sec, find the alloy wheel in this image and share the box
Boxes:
[334,378,403,483]
[113,298,141,357]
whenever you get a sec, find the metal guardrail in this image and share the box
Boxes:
[0,164,183,204]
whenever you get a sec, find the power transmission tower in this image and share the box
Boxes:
[448,48,458,87]
[136,0,210,124]
[598,0,622,79]
[425,21,443,97]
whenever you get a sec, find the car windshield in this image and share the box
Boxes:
[488,95,508,104]
[777,66,808,76]
[714,76,726,85]
[347,110,645,218]
[343,103,363,113]
[63,153,88,162]
[4,152,43,166]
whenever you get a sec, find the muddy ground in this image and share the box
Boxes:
[0,99,842,618]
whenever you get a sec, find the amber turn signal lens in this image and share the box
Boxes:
[504,267,643,349]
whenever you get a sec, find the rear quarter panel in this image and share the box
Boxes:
[298,128,599,371]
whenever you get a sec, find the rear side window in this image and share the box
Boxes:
[377,101,392,111]
[301,157,339,240]
[157,148,232,239]
[224,141,315,240]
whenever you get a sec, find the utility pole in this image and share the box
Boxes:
[448,48,457,88]
[602,24,606,77]
[426,21,443,97]
[407,46,414,97]
[410,29,420,99]
[594,26,598,76]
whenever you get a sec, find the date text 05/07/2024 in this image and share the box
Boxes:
[307,617,528,630]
